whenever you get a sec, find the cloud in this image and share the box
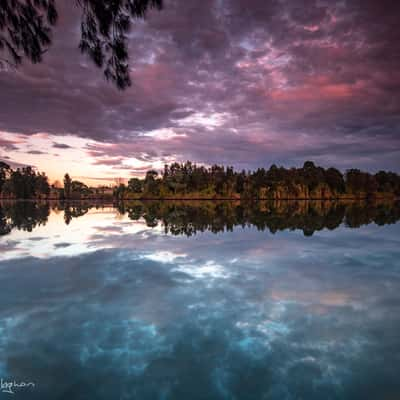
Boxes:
[0,0,399,171]
[26,150,46,155]
[52,142,72,149]
[53,242,72,249]
[0,221,400,398]
[74,176,119,182]
[0,158,34,169]
[91,157,125,166]
[0,137,22,151]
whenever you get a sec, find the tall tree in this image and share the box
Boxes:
[64,173,72,199]
[302,161,325,191]
[114,183,126,200]
[325,167,345,193]
[144,170,159,195]
[0,161,11,193]
[35,172,50,196]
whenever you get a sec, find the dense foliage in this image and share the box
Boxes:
[119,161,400,199]
[0,163,50,198]
[1,160,400,200]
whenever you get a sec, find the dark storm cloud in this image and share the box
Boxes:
[0,0,399,170]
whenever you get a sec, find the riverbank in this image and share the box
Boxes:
[0,195,398,202]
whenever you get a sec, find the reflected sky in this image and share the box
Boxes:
[0,206,400,399]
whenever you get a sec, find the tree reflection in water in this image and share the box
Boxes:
[1,200,399,237]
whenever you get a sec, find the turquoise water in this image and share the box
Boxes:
[0,202,399,399]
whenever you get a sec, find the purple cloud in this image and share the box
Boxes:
[0,0,399,172]
[0,138,22,151]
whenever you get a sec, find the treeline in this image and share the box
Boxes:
[0,163,113,200]
[1,200,399,237]
[0,162,50,199]
[118,161,400,200]
[1,160,400,200]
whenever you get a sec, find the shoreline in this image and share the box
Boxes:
[0,196,398,202]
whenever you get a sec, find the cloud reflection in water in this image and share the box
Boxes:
[0,203,399,399]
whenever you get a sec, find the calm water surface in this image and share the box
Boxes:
[0,201,399,399]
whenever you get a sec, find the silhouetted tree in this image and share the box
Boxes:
[64,173,72,199]
[325,167,345,193]
[128,177,143,193]
[114,183,126,200]
[0,161,11,193]
[144,170,159,195]
[302,161,325,191]
[71,180,90,195]
[36,172,50,196]
[1,160,399,200]
[0,0,163,89]
[375,171,400,194]
[0,0,57,68]
[5,166,39,198]
[345,169,377,195]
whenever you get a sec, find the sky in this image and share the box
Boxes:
[0,0,399,185]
